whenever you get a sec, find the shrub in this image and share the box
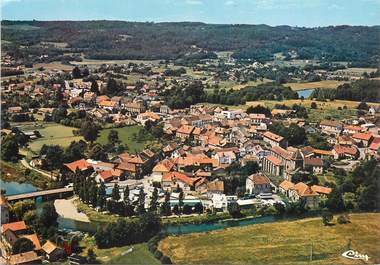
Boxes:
[337,215,350,224]
[321,210,333,225]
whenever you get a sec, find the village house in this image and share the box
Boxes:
[249,113,268,124]
[136,112,161,125]
[319,120,342,136]
[304,157,324,174]
[8,251,42,265]
[207,180,224,196]
[64,159,93,173]
[279,181,319,208]
[151,159,175,182]
[343,125,365,135]
[161,172,199,192]
[262,131,287,148]
[176,125,195,141]
[246,173,271,195]
[332,145,359,159]
[98,100,119,110]
[213,150,237,165]
[41,240,66,262]
[125,101,146,114]
[95,169,124,183]
[352,132,373,147]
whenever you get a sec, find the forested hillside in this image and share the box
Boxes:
[2,20,379,64]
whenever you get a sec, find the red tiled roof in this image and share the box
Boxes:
[177,125,195,135]
[64,159,91,173]
[333,145,358,156]
[99,169,123,181]
[352,132,372,141]
[117,162,137,173]
[294,182,318,197]
[2,221,27,232]
[162,172,196,186]
[266,155,283,166]
[9,251,42,265]
[311,185,332,195]
[272,146,292,160]
[22,234,42,251]
[369,137,380,151]
[279,180,294,191]
[263,131,284,142]
[248,173,270,185]
[304,157,323,167]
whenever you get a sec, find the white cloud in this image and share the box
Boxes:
[225,0,235,6]
[185,0,203,5]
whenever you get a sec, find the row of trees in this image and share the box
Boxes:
[94,212,161,248]
[310,79,380,103]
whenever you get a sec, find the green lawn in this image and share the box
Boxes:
[159,213,380,265]
[26,123,82,153]
[79,236,159,265]
[97,125,148,153]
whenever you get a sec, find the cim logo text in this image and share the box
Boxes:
[342,250,369,262]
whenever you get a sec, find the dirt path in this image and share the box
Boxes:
[20,158,55,179]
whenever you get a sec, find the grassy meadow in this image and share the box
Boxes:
[79,236,159,265]
[26,123,83,153]
[97,125,147,152]
[159,213,380,265]
[284,80,346,91]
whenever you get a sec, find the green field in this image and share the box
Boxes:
[79,236,159,265]
[29,124,82,153]
[159,213,380,265]
[285,80,346,91]
[12,122,83,153]
[97,125,147,152]
[246,99,380,122]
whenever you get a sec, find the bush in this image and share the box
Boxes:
[160,255,172,264]
[337,215,350,224]
[321,210,333,225]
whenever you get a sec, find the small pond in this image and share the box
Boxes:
[297,88,315,98]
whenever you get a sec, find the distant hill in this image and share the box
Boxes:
[2,20,379,64]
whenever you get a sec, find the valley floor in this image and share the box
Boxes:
[159,213,380,265]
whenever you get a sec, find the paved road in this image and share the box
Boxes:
[20,158,56,179]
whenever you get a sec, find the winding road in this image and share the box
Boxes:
[20,158,57,180]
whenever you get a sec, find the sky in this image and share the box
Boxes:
[2,0,380,27]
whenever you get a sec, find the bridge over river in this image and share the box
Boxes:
[6,187,74,202]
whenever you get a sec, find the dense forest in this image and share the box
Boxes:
[310,79,380,102]
[2,20,380,64]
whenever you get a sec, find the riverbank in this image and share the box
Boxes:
[0,160,51,190]
[159,212,380,265]
[55,198,90,223]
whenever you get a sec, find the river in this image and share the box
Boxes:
[164,215,279,235]
[1,180,282,235]
[0,179,38,195]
